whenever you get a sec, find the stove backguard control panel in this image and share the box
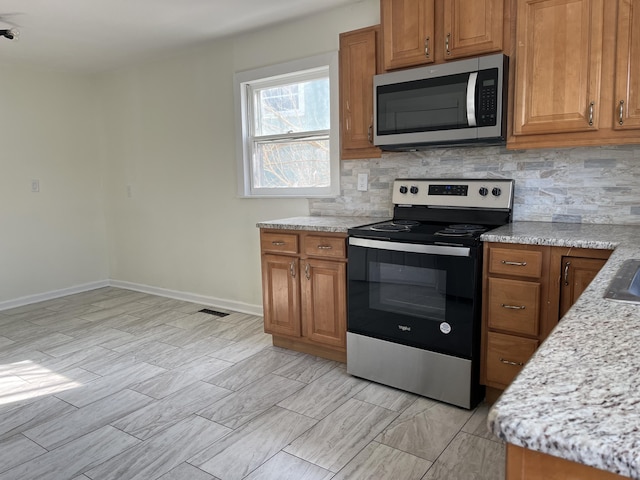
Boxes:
[392,178,514,210]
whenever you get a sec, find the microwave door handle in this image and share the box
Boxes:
[466,72,478,127]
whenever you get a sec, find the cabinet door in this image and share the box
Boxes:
[443,0,504,60]
[301,258,346,348]
[262,254,301,337]
[614,0,640,130]
[339,27,382,160]
[382,0,436,70]
[513,0,604,135]
[559,256,607,318]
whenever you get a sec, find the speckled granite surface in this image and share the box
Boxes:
[256,216,386,233]
[484,221,640,479]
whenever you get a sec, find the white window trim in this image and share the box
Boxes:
[234,52,340,198]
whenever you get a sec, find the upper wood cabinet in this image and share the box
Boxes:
[614,0,640,130]
[513,0,604,136]
[381,0,436,70]
[381,0,510,70]
[339,26,382,160]
[508,0,640,149]
[443,0,505,60]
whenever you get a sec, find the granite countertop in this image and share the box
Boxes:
[256,215,386,233]
[483,221,640,479]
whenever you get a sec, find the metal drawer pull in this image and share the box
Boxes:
[588,101,595,126]
[305,263,311,280]
[445,33,451,55]
[317,245,333,250]
[501,260,527,266]
[424,36,430,57]
[619,100,625,125]
[290,260,296,278]
[499,357,524,367]
[563,261,571,286]
[501,304,526,310]
[271,241,286,246]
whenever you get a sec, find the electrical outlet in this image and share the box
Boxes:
[357,173,368,192]
[31,179,40,193]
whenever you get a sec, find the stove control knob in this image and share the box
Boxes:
[410,186,419,194]
[399,185,408,194]
[492,187,502,197]
[479,187,489,197]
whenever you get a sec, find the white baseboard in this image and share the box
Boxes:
[0,279,264,316]
[108,280,264,316]
[0,280,111,312]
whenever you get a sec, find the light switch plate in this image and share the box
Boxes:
[357,173,368,192]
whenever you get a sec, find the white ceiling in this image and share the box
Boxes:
[0,0,361,72]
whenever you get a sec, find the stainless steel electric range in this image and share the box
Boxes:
[347,178,514,409]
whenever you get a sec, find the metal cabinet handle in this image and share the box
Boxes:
[290,260,296,278]
[445,33,451,55]
[317,245,333,250]
[501,260,527,266]
[619,100,625,126]
[501,304,526,310]
[424,36,430,57]
[271,241,286,246]
[304,263,311,280]
[563,261,572,286]
[588,101,595,126]
[368,124,373,144]
[499,357,524,366]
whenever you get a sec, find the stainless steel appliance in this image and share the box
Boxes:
[347,178,514,409]
[373,54,508,149]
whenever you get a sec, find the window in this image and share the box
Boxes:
[235,52,339,197]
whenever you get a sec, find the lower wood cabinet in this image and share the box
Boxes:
[506,444,628,480]
[260,229,347,362]
[301,258,346,349]
[261,253,301,337]
[481,242,612,401]
[558,256,608,319]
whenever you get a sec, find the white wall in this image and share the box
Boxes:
[99,0,381,312]
[0,64,109,306]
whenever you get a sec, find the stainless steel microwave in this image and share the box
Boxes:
[373,54,508,150]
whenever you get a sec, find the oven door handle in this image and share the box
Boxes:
[349,237,471,257]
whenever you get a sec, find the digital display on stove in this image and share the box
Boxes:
[428,184,468,196]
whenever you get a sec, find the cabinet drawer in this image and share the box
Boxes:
[488,277,540,336]
[261,232,299,254]
[489,247,543,278]
[486,332,538,388]
[303,235,346,259]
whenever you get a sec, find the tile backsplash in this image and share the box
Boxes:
[310,145,640,225]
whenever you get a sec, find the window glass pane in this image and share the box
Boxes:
[254,78,330,136]
[252,139,330,189]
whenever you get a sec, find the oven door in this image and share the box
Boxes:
[347,237,481,359]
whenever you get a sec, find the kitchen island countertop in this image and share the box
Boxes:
[482,221,640,479]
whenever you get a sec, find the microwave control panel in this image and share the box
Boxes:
[477,69,499,127]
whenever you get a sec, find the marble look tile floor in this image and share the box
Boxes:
[0,287,505,480]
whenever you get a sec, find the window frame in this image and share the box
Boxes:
[234,52,339,198]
